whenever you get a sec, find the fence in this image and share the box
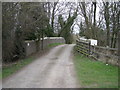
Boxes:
[76,40,90,56]
[24,37,65,56]
[76,40,119,66]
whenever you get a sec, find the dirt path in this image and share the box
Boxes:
[2,44,80,88]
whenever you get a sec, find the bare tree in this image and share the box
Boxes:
[58,4,78,44]
[103,2,110,47]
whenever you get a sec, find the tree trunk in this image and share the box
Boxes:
[93,2,96,27]
[51,2,58,34]
[113,33,117,48]
[104,2,110,47]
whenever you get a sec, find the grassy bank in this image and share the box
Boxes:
[73,53,118,88]
[0,71,2,79]
[2,57,34,79]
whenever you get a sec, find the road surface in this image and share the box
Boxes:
[3,44,79,88]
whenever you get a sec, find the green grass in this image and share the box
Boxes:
[2,57,34,79]
[73,53,118,88]
[47,43,63,48]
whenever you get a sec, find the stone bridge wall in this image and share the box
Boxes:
[25,37,65,56]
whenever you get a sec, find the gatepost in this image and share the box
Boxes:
[118,31,120,88]
[118,32,120,66]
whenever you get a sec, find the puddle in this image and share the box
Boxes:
[50,57,58,60]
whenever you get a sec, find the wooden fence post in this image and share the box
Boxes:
[89,41,91,55]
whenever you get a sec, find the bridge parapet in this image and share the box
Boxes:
[25,37,65,56]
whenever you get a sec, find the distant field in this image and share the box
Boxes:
[47,43,63,48]
[73,53,118,88]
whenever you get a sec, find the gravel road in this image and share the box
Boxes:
[2,44,79,88]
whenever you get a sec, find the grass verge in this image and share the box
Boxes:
[73,52,118,88]
[0,72,2,79]
[2,57,34,79]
